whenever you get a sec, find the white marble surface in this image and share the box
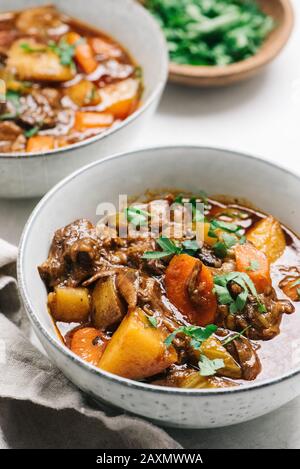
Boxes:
[1,1,300,449]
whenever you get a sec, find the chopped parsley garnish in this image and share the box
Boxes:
[125,206,151,227]
[147,315,158,328]
[214,271,265,315]
[209,219,242,237]
[173,192,207,221]
[20,39,80,69]
[164,324,217,348]
[20,43,47,53]
[213,232,238,259]
[24,126,40,138]
[222,325,251,346]
[142,237,200,260]
[48,39,80,68]
[198,355,224,377]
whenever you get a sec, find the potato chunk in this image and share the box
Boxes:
[65,80,101,107]
[48,287,90,323]
[92,276,125,329]
[247,216,286,263]
[100,78,140,119]
[7,39,75,82]
[99,307,177,380]
[193,336,242,379]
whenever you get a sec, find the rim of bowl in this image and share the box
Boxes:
[167,0,294,80]
[18,144,300,397]
[0,0,168,160]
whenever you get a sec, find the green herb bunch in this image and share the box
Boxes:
[146,0,275,66]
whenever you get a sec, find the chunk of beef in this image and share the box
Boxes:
[18,88,61,128]
[197,244,222,268]
[216,287,295,340]
[226,336,261,380]
[38,219,104,288]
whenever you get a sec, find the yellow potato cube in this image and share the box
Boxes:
[48,287,90,323]
[99,308,177,380]
[247,216,286,263]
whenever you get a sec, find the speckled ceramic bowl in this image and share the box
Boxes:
[18,146,300,429]
[0,0,168,198]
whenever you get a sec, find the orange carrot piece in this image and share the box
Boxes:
[70,327,108,366]
[66,32,98,74]
[26,135,55,152]
[165,254,217,326]
[235,243,271,294]
[74,112,114,131]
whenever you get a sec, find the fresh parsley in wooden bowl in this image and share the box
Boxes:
[140,0,294,86]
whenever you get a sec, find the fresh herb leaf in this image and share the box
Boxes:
[213,233,239,259]
[213,241,228,259]
[258,302,267,313]
[222,325,251,346]
[142,251,172,260]
[146,0,275,67]
[182,239,200,254]
[147,315,158,328]
[20,43,47,53]
[214,271,265,315]
[126,206,150,226]
[157,237,181,254]
[174,194,183,204]
[210,219,241,234]
[198,354,224,377]
[24,126,40,138]
[164,324,217,348]
[142,236,182,260]
[48,38,82,68]
[6,90,21,108]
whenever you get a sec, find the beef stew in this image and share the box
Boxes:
[0,5,143,153]
[39,192,300,389]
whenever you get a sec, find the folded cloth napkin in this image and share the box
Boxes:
[0,239,181,449]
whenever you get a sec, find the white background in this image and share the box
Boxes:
[0,0,300,449]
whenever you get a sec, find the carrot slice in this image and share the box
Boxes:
[70,327,107,366]
[66,32,98,74]
[235,243,271,294]
[26,135,55,152]
[74,112,114,131]
[165,254,217,326]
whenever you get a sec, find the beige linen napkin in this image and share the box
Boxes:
[0,239,181,449]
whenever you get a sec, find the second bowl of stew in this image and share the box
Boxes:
[18,146,300,428]
[0,0,168,197]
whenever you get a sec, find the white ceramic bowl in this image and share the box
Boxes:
[18,146,300,429]
[0,0,168,198]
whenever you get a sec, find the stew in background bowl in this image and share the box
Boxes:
[0,4,143,153]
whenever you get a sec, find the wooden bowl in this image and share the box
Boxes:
[139,0,294,87]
